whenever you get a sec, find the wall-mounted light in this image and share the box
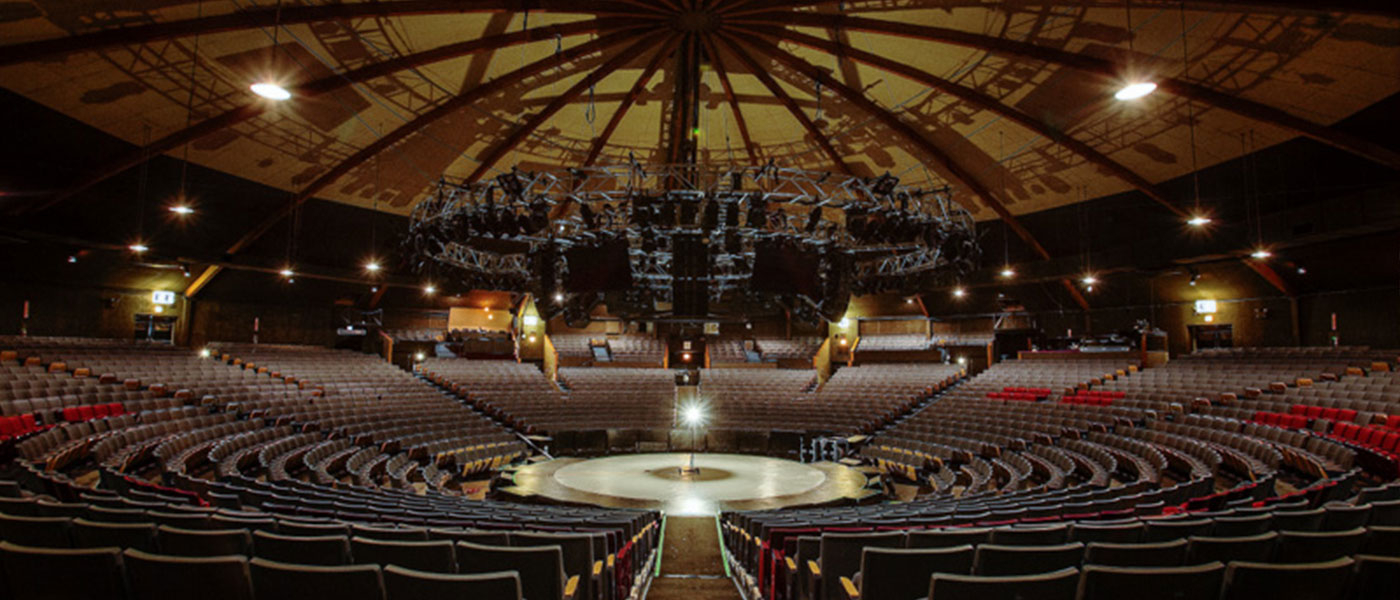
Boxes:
[528,334,537,343]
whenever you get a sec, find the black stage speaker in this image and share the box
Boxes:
[752,239,821,298]
[564,238,633,292]
[671,233,710,317]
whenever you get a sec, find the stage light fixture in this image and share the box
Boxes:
[169,205,194,216]
[128,243,149,253]
[1000,267,1015,278]
[1250,248,1272,259]
[364,261,381,273]
[1081,274,1098,286]
[423,284,436,295]
[1187,215,1211,227]
[279,268,294,278]
[682,404,706,427]
[953,287,966,298]
[1115,81,1157,100]
[251,82,292,101]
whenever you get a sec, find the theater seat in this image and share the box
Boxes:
[0,541,126,600]
[249,557,386,600]
[351,537,456,574]
[0,514,71,548]
[71,518,158,552]
[843,545,974,600]
[382,564,521,600]
[455,541,576,600]
[972,542,1083,576]
[1083,539,1187,567]
[124,548,254,600]
[1078,562,1225,600]
[1275,528,1367,563]
[1222,558,1353,600]
[253,530,351,566]
[928,566,1079,600]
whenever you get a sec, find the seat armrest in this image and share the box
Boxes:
[807,559,823,600]
[564,574,580,600]
[840,576,860,600]
[593,559,604,577]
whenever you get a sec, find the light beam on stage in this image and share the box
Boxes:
[680,401,708,477]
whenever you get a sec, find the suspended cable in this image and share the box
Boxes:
[176,0,205,204]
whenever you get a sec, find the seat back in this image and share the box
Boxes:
[1210,514,1272,537]
[1185,532,1277,564]
[1143,518,1212,542]
[123,548,254,600]
[1083,539,1187,567]
[0,541,126,600]
[456,540,567,600]
[511,531,595,600]
[1078,562,1225,600]
[249,557,385,600]
[989,525,1068,546]
[157,525,252,557]
[1069,522,1144,544]
[382,564,521,600]
[859,545,974,600]
[253,530,350,566]
[0,514,71,547]
[1352,555,1400,600]
[1275,528,1366,563]
[818,531,905,600]
[350,537,456,573]
[928,566,1079,600]
[1222,557,1354,600]
[71,518,158,552]
[973,542,1084,576]
[909,527,991,549]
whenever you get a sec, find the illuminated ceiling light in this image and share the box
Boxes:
[364,261,381,273]
[1296,267,1307,275]
[1250,248,1273,260]
[128,243,149,253]
[423,284,436,295]
[953,287,966,298]
[67,255,77,264]
[279,268,294,278]
[1187,215,1212,227]
[1000,267,1015,279]
[168,205,194,216]
[554,293,564,302]
[1115,81,1157,101]
[250,82,292,101]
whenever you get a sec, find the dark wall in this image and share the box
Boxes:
[186,299,337,348]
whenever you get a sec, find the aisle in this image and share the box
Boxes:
[647,516,741,600]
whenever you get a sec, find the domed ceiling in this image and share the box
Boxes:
[1,0,1397,229]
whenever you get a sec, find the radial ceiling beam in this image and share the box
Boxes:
[724,30,1090,310]
[185,29,644,297]
[714,36,852,176]
[735,24,1187,218]
[466,31,670,182]
[716,0,1400,18]
[25,19,649,216]
[0,0,664,67]
[732,13,1400,171]
[700,35,760,165]
[584,35,683,166]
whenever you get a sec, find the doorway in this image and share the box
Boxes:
[133,314,178,343]
[1188,324,1233,351]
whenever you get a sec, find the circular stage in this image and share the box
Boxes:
[505,453,871,516]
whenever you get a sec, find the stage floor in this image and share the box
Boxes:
[505,453,871,516]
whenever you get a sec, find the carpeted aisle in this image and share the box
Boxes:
[647,516,741,600]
